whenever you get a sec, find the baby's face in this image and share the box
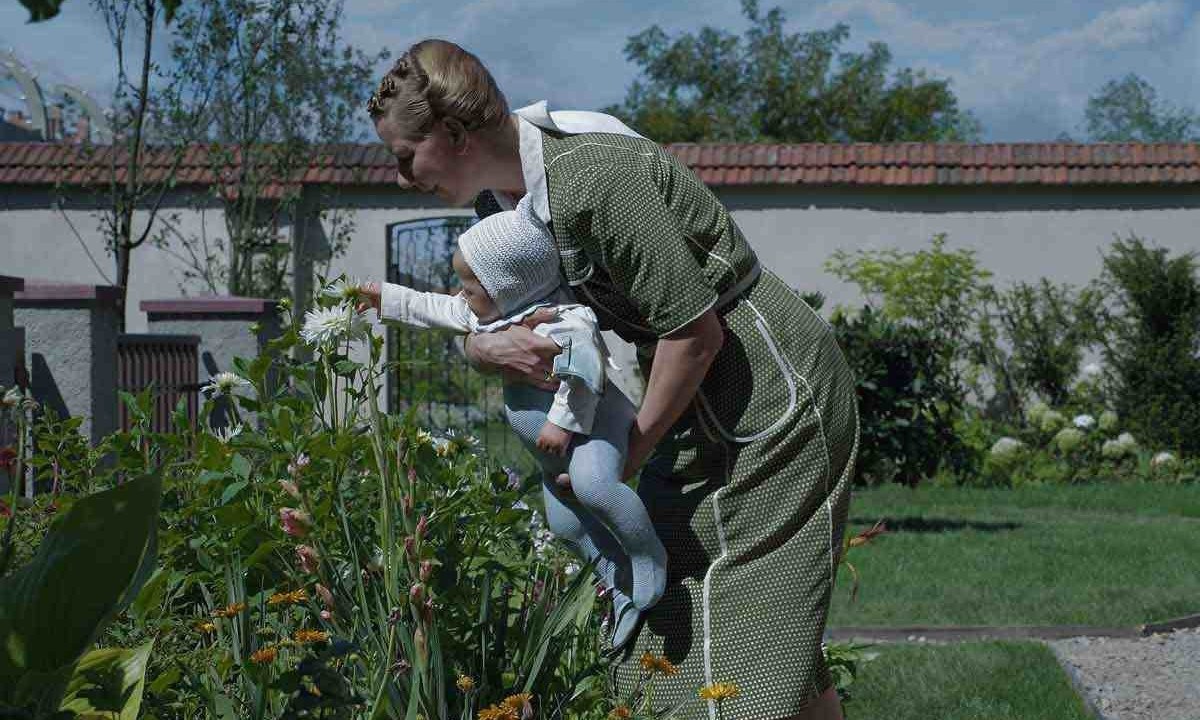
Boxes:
[451,250,499,322]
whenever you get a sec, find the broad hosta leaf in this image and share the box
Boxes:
[0,472,162,704]
[59,640,155,719]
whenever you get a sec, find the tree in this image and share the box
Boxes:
[156,0,385,302]
[602,0,981,143]
[1084,73,1198,142]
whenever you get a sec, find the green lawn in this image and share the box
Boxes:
[828,481,1200,627]
[844,641,1094,720]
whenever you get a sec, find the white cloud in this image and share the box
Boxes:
[807,0,1029,53]
[1041,0,1186,52]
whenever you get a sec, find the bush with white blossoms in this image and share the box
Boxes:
[1073,414,1096,430]
[1098,410,1119,433]
[1038,409,1067,434]
[1151,451,1178,469]
[1054,427,1086,454]
[1101,432,1138,459]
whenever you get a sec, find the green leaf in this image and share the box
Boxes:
[0,472,162,703]
[59,641,155,719]
[129,568,170,622]
[230,454,251,480]
[220,480,249,506]
[147,666,181,694]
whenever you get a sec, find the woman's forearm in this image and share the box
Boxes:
[632,310,724,462]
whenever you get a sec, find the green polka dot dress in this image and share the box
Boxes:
[541,130,861,719]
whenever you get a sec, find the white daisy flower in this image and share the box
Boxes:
[321,278,365,305]
[202,371,250,398]
[211,423,244,444]
[1073,414,1096,430]
[300,305,370,347]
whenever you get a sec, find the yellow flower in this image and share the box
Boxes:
[608,706,632,719]
[268,588,308,606]
[212,602,247,618]
[294,629,330,644]
[250,646,278,664]
[477,707,517,720]
[501,692,533,718]
[456,675,476,692]
[699,682,740,701]
[639,652,679,676]
[195,621,217,634]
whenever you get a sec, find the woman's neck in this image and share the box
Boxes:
[472,115,526,197]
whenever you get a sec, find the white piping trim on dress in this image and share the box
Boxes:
[694,399,732,720]
[545,141,673,171]
[695,300,798,444]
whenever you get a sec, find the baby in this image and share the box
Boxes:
[362,195,666,650]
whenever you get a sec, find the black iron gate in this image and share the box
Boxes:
[385,216,525,467]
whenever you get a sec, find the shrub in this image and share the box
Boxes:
[1099,236,1200,455]
[830,305,975,486]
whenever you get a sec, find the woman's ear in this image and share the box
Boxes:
[442,116,469,154]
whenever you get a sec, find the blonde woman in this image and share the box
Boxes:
[366,39,859,720]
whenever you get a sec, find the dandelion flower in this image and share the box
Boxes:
[456,675,476,692]
[294,628,330,644]
[267,588,307,606]
[195,621,217,634]
[501,693,534,720]
[202,371,250,398]
[300,305,370,347]
[608,707,632,720]
[250,646,278,664]
[699,682,740,701]
[212,602,247,618]
[639,652,679,676]
[477,707,517,720]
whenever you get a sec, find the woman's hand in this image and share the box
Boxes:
[356,281,381,314]
[464,309,562,390]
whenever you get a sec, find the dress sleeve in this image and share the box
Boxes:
[565,166,718,337]
[378,281,474,333]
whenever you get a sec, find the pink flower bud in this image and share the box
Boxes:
[320,609,332,620]
[419,560,433,582]
[279,507,311,538]
[315,583,334,609]
[404,536,416,560]
[278,479,300,499]
[415,515,428,541]
[407,466,418,484]
[296,544,320,574]
[287,453,310,477]
[409,583,424,605]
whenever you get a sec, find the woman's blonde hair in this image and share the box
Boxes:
[367,39,509,138]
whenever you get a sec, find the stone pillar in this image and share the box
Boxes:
[0,276,24,389]
[14,282,121,444]
[141,297,281,427]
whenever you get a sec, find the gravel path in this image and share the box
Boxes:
[1048,627,1200,720]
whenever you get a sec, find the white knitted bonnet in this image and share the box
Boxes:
[456,194,561,317]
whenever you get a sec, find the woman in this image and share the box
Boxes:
[365,39,860,720]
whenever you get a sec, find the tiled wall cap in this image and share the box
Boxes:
[14,281,121,305]
[141,297,279,315]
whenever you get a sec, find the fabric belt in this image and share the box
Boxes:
[715,259,762,310]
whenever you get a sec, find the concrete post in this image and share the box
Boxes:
[0,275,24,390]
[141,297,281,427]
[14,282,121,444]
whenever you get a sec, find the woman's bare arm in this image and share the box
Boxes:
[623,308,724,479]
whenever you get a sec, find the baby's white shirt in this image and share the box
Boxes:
[378,282,609,434]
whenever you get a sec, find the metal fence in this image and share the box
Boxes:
[116,333,201,432]
[385,216,523,465]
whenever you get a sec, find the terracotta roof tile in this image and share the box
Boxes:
[3,140,1200,188]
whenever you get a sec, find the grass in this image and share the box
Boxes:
[843,641,1094,720]
[828,481,1200,627]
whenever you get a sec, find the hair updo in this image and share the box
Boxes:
[367,39,510,138]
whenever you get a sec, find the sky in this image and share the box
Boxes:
[1,0,1198,142]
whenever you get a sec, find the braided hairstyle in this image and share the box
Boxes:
[367,39,510,139]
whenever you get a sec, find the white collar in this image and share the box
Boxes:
[492,101,643,225]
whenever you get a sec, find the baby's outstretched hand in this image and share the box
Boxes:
[535,422,573,457]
